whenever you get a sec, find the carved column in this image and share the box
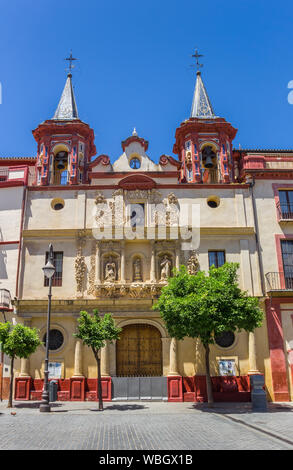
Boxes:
[95,241,101,284]
[150,241,156,282]
[248,331,260,374]
[169,337,179,375]
[73,339,84,377]
[121,241,125,283]
[101,341,110,376]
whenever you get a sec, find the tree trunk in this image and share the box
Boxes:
[8,356,14,408]
[204,344,214,405]
[93,348,103,411]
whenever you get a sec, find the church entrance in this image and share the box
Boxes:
[113,324,167,400]
[116,324,162,377]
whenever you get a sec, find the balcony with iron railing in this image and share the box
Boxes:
[265,271,293,292]
[277,202,293,221]
[0,168,9,182]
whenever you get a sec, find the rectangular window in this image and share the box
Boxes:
[44,252,63,287]
[278,190,293,219]
[208,251,225,268]
[281,240,293,288]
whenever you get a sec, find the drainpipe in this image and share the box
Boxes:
[249,177,265,296]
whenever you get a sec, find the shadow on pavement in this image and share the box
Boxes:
[189,402,293,414]
[14,402,63,409]
[97,404,148,412]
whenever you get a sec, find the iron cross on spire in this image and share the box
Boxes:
[65,50,77,74]
[192,49,203,71]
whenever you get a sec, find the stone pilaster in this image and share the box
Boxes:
[73,338,84,377]
[101,341,110,376]
[169,337,179,376]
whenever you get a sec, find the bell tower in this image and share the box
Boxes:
[173,51,237,184]
[32,64,96,186]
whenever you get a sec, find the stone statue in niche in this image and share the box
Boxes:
[104,259,116,282]
[160,255,172,281]
[133,258,142,282]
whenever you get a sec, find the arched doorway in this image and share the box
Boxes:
[116,324,162,377]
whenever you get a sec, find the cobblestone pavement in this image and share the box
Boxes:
[0,401,292,450]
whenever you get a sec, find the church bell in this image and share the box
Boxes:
[204,155,214,168]
[56,151,67,170]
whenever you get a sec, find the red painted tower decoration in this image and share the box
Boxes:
[32,53,96,186]
[173,50,237,184]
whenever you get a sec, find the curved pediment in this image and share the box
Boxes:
[118,174,157,190]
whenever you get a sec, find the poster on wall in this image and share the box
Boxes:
[218,359,236,376]
[48,362,62,379]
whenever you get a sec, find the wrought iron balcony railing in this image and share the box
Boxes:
[0,169,8,182]
[277,202,293,220]
[265,272,293,291]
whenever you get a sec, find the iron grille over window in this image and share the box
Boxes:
[278,191,293,220]
[44,252,63,287]
[43,329,64,351]
[281,240,293,289]
[208,251,225,268]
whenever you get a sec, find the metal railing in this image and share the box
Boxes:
[0,169,8,182]
[277,202,293,220]
[265,272,293,291]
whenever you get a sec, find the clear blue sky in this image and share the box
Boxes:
[1,0,293,162]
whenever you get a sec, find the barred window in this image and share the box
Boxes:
[44,251,63,287]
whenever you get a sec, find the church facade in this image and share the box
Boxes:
[1,67,293,402]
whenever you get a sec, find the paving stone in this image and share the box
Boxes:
[0,401,292,450]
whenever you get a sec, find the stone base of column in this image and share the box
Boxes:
[70,377,85,401]
[167,375,183,402]
[97,376,112,402]
[15,377,31,401]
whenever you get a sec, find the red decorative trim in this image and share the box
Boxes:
[194,375,251,402]
[89,171,178,179]
[265,299,290,401]
[0,159,35,166]
[89,155,111,168]
[118,174,157,190]
[0,181,25,188]
[121,135,149,152]
[0,241,19,245]
[159,155,181,169]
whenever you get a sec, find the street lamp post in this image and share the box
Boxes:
[40,244,55,413]
[0,288,12,402]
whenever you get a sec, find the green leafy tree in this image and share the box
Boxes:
[0,322,41,408]
[74,310,121,410]
[153,263,263,404]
